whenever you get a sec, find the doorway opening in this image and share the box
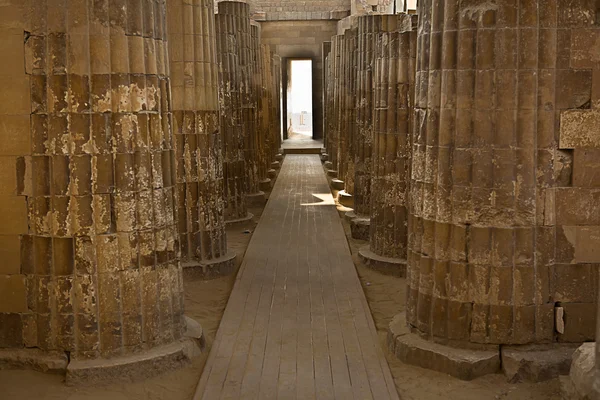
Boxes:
[286,59,313,141]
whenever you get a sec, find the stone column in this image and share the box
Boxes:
[215,1,253,223]
[270,55,283,175]
[359,14,416,275]
[386,0,600,382]
[258,43,273,191]
[348,14,400,240]
[243,22,266,206]
[168,0,236,278]
[6,0,197,383]
[332,33,349,191]
[338,27,359,206]
[325,35,342,178]
[323,52,333,164]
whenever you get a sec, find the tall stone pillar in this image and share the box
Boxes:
[4,0,197,382]
[332,33,349,191]
[168,0,236,278]
[387,0,600,382]
[269,55,283,175]
[337,27,359,205]
[359,14,416,275]
[215,1,253,223]
[348,14,400,240]
[243,22,266,206]
[325,35,342,178]
[258,43,273,191]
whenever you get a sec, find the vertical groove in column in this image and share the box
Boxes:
[343,28,358,196]
[367,15,417,265]
[354,15,401,218]
[21,0,184,360]
[168,0,234,274]
[406,0,597,347]
[215,1,251,222]
[244,22,264,202]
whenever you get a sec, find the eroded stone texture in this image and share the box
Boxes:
[16,0,184,360]
[367,14,416,271]
[342,27,358,196]
[353,15,401,220]
[244,23,265,204]
[167,0,233,272]
[325,35,342,175]
[407,0,599,353]
[215,1,252,222]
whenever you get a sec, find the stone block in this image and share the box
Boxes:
[501,344,579,383]
[0,235,20,275]
[558,303,597,343]
[66,338,200,385]
[350,215,370,240]
[0,115,31,156]
[560,343,598,400]
[560,109,600,149]
[0,275,27,313]
[387,312,500,381]
[0,313,23,347]
[0,348,68,373]
[574,149,600,187]
[555,188,600,225]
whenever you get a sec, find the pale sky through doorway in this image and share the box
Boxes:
[291,60,312,113]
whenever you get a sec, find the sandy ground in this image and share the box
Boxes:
[1,162,564,400]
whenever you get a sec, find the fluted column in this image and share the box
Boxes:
[348,15,400,240]
[16,0,194,382]
[215,1,252,223]
[168,0,236,277]
[243,22,265,205]
[387,0,600,382]
[359,14,416,275]
[257,43,272,191]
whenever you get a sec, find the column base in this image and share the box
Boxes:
[387,312,500,381]
[268,169,277,179]
[182,251,237,280]
[326,169,337,178]
[502,343,579,383]
[275,153,284,162]
[560,343,599,400]
[259,178,272,191]
[345,211,370,240]
[246,191,266,207]
[331,178,344,190]
[225,212,254,226]
[66,338,200,386]
[0,348,68,374]
[358,246,406,277]
[324,161,333,169]
[321,153,329,162]
[271,161,281,170]
[337,190,353,207]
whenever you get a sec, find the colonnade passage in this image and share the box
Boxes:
[1,0,600,399]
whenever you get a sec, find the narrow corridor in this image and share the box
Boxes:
[194,155,399,400]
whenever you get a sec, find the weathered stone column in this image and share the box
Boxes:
[337,27,359,206]
[323,51,333,164]
[168,0,236,278]
[348,15,400,240]
[5,0,197,382]
[243,22,266,206]
[387,0,600,382]
[258,43,273,191]
[215,1,253,223]
[325,35,342,178]
[359,15,416,275]
[269,55,283,175]
[332,33,349,191]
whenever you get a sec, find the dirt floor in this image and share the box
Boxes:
[0,161,564,399]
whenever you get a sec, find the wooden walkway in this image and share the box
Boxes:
[194,155,399,400]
